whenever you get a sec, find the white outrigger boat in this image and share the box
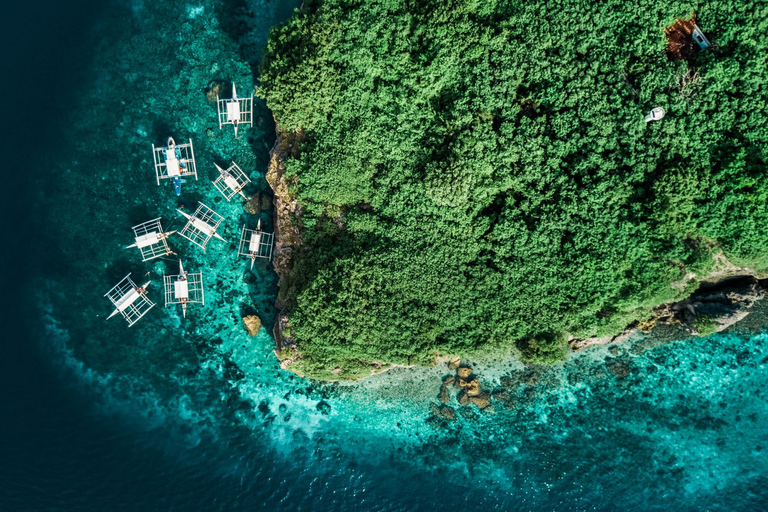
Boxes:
[104,274,155,326]
[212,161,250,201]
[217,83,253,138]
[177,202,225,250]
[126,218,175,262]
[163,260,204,318]
[152,137,198,195]
[237,219,274,269]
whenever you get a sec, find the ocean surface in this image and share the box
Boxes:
[1,1,767,511]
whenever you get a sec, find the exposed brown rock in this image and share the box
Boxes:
[448,357,461,369]
[569,328,637,351]
[266,123,306,310]
[242,315,262,336]
[465,378,481,397]
[272,312,294,350]
[571,273,766,352]
[457,390,470,406]
[457,366,472,379]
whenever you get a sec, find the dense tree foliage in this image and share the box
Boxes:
[259,0,768,376]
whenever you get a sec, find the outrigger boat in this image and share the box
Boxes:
[212,161,250,201]
[217,82,253,138]
[163,260,204,318]
[231,85,240,139]
[237,218,274,269]
[127,218,175,262]
[176,261,190,318]
[166,137,185,195]
[176,202,226,250]
[104,274,155,326]
[152,137,197,195]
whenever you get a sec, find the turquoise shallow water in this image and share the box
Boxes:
[9,0,768,510]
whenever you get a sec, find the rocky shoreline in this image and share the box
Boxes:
[569,273,767,351]
[265,122,305,357]
[265,127,768,377]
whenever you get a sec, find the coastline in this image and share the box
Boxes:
[265,122,304,360]
[256,5,765,378]
[264,119,768,380]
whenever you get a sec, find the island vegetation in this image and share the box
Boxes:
[258,0,768,378]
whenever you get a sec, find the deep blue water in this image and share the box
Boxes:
[2,1,768,511]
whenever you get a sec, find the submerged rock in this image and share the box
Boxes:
[459,406,479,422]
[469,391,491,409]
[260,194,273,212]
[438,405,457,420]
[243,315,262,336]
[244,193,260,214]
[518,369,540,386]
[204,80,224,102]
[437,385,451,404]
[605,357,631,378]
[500,375,516,389]
[492,389,516,410]
[457,390,470,406]
[316,400,331,415]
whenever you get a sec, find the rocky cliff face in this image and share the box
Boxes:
[265,121,305,351]
[570,273,767,351]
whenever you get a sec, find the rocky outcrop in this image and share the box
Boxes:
[569,327,637,351]
[266,122,307,355]
[204,79,225,102]
[469,391,491,409]
[570,274,767,351]
[429,360,493,416]
[653,275,764,335]
[266,122,305,294]
[272,311,294,352]
[242,315,262,336]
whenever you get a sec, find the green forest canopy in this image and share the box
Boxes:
[259,0,768,377]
